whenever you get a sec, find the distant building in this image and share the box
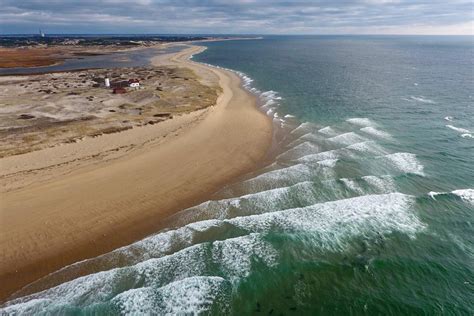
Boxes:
[128,79,140,88]
[113,87,127,94]
[63,39,81,45]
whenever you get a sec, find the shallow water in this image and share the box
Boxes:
[2,36,473,315]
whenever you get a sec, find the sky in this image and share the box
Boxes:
[1,0,473,35]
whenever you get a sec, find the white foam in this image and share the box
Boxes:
[360,127,393,140]
[206,68,284,127]
[362,175,396,193]
[284,133,311,149]
[446,125,470,134]
[225,163,318,196]
[297,149,341,163]
[318,126,338,136]
[113,276,230,315]
[3,191,426,313]
[381,153,425,176]
[231,193,424,250]
[346,141,388,155]
[461,133,473,139]
[290,122,318,136]
[317,158,338,168]
[296,140,387,164]
[428,191,445,200]
[444,116,453,122]
[409,96,435,104]
[261,90,277,99]
[325,175,396,196]
[110,193,418,262]
[179,181,318,223]
[328,132,367,146]
[253,163,312,179]
[212,235,279,281]
[276,141,319,161]
[293,132,328,146]
[428,189,474,204]
[340,178,365,194]
[3,234,276,312]
[452,189,474,205]
[346,118,376,127]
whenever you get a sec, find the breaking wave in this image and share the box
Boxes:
[446,125,470,134]
[2,112,430,314]
[3,193,424,314]
[408,96,435,104]
[2,66,439,315]
[346,118,377,127]
[429,189,474,205]
[360,127,393,140]
[380,153,425,176]
[445,125,473,138]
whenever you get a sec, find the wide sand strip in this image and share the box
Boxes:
[0,45,272,300]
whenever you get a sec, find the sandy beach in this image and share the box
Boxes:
[0,45,273,301]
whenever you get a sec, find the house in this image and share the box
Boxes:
[128,79,140,88]
[113,87,127,94]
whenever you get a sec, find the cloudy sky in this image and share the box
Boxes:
[1,0,473,35]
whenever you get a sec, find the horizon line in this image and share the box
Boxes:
[1,33,473,36]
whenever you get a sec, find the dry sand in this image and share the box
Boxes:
[0,45,272,301]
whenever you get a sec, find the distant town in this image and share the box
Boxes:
[0,34,214,48]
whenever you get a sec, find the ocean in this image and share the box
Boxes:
[2,36,473,315]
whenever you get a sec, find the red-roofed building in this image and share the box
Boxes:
[128,79,140,88]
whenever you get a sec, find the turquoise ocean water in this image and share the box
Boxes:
[2,36,473,315]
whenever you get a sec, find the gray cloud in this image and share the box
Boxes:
[0,0,472,34]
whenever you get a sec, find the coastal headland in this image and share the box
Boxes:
[0,43,273,301]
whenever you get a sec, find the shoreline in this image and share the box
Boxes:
[0,44,273,301]
[0,37,261,74]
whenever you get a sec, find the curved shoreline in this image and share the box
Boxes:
[0,45,273,301]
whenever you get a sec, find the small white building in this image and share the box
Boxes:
[128,79,140,88]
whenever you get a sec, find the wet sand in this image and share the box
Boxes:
[0,45,273,301]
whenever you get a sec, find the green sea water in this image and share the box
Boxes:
[2,36,473,315]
